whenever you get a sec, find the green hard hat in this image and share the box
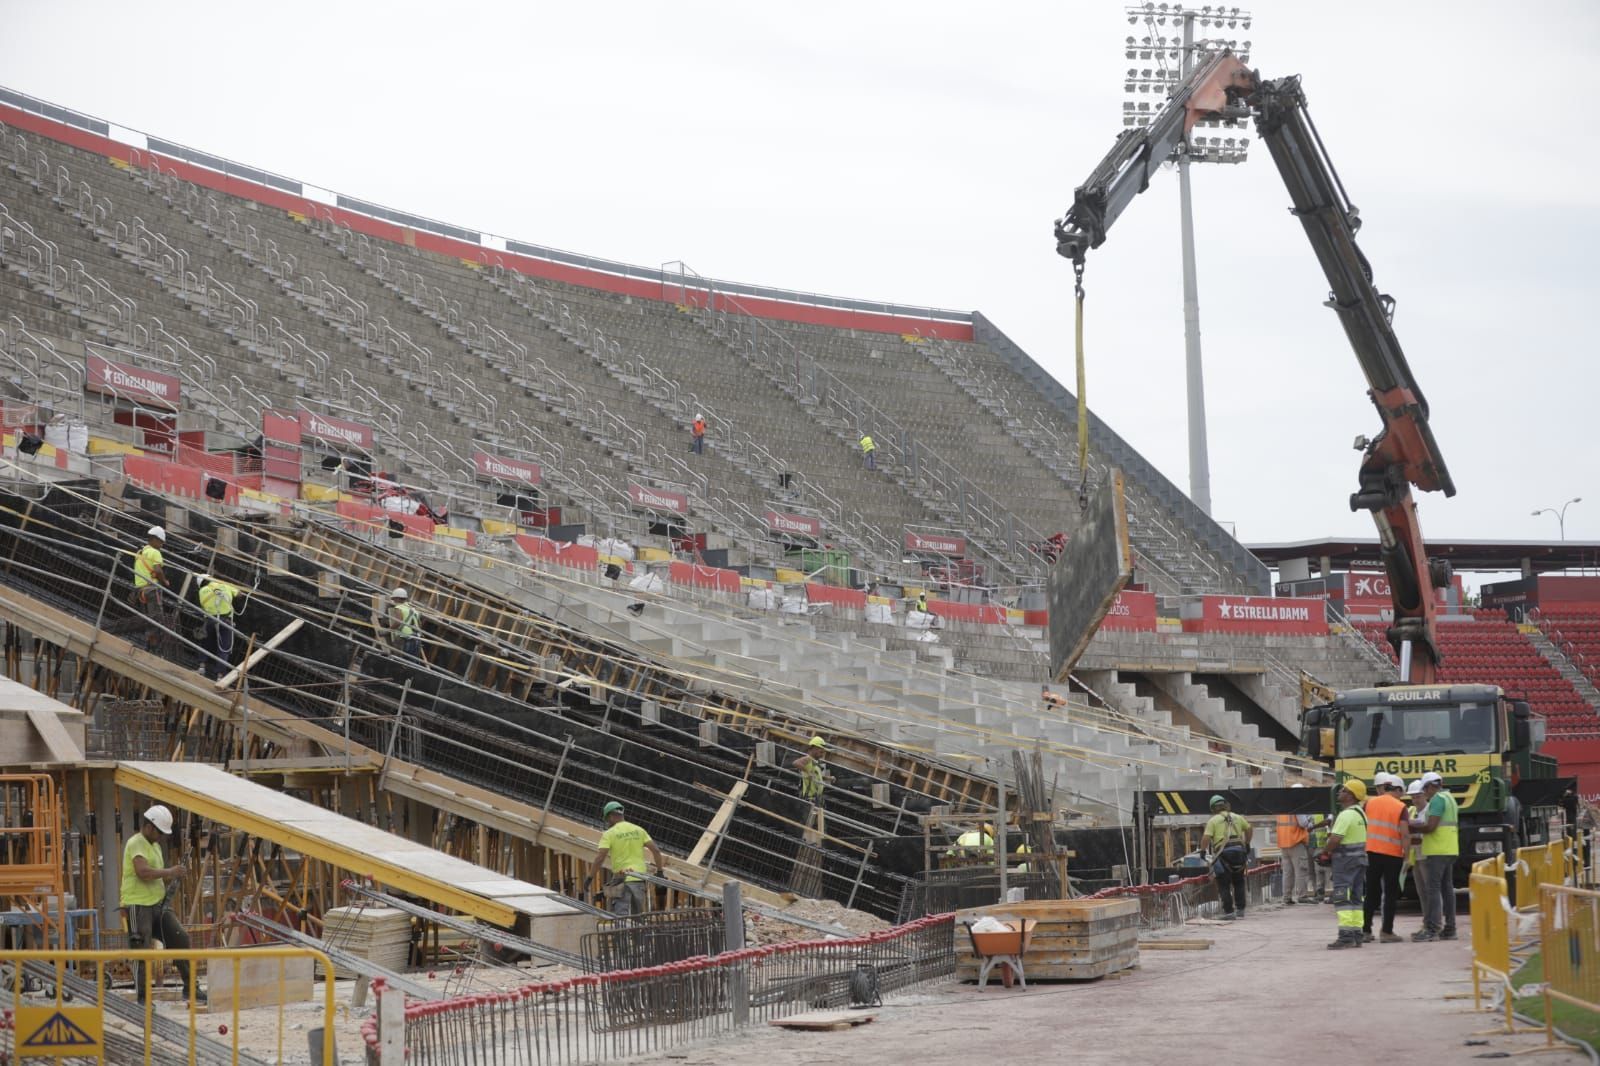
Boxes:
[602,801,624,817]
[1209,794,1227,809]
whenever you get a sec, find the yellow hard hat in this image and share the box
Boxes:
[809,736,826,748]
[1341,778,1368,803]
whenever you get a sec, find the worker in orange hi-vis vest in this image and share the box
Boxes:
[1362,773,1410,943]
[690,414,706,455]
[1277,783,1315,904]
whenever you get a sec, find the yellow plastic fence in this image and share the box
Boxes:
[1539,884,1600,1045]
[1471,853,1516,1031]
[1515,839,1576,908]
[0,947,336,1065]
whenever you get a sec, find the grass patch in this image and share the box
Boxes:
[1511,950,1600,1053]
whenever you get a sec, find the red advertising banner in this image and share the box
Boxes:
[1193,595,1328,635]
[262,410,300,444]
[1097,589,1159,631]
[1342,570,1458,614]
[905,530,967,556]
[473,448,541,487]
[299,407,374,451]
[629,483,688,514]
[262,411,302,483]
[765,510,821,538]
[669,560,742,594]
[85,353,180,409]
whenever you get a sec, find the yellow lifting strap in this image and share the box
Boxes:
[1073,260,1090,507]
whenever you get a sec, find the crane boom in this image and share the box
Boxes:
[1055,52,1455,681]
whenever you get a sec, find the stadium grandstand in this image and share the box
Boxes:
[2,81,1599,827]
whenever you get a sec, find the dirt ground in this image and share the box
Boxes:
[623,900,1590,1066]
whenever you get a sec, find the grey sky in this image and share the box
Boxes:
[7,1,1597,557]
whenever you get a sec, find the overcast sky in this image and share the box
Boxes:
[7,1,1597,561]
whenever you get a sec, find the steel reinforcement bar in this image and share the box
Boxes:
[363,913,956,1064]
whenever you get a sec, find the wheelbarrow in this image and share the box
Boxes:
[963,919,1037,990]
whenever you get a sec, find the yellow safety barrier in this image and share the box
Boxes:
[1515,839,1576,910]
[1471,855,1517,1032]
[1,947,336,1065]
[1538,884,1600,1047]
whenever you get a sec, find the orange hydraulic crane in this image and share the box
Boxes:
[1055,51,1455,682]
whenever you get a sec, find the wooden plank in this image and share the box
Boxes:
[1138,939,1213,951]
[24,706,84,762]
[685,781,747,867]
[213,619,303,689]
[769,1010,876,1031]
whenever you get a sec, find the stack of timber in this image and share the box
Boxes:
[321,907,413,973]
[954,899,1138,981]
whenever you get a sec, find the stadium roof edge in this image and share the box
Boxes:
[0,84,971,331]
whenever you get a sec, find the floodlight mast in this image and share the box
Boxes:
[1054,51,1458,682]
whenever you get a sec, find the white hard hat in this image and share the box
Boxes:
[696,413,704,421]
[392,587,409,600]
[1406,779,1425,796]
[147,525,166,541]
[1420,771,1444,787]
[144,805,173,834]
[1291,783,1306,789]
[197,574,212,585]
[1372,772,1398,789]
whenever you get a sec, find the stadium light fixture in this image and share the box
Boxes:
[1118,4,1255,517]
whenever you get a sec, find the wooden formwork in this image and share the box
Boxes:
[954,898,1140,982]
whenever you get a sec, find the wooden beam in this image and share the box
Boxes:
[24,706,83,762]
[214,619,304,690]
[685,781,747,867]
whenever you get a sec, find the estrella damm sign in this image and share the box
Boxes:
[14,1004,104,1057]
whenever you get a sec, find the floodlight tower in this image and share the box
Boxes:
[1122,3,1253,516]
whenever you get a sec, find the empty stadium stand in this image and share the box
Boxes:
[1356,612,1598,734]
[0,87,1405,799]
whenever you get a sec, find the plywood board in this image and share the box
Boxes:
[1046,469,1131,681]
[686,780,748,866]
[770,1010,875,1031]
[205,949,314,1013]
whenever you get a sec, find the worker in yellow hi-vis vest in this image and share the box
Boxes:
[131,526,170,651]
[195,574,240,681]
[859,434,876,471]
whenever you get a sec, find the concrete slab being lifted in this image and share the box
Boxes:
[114,761,588,933]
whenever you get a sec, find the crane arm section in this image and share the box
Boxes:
[1054,53,1455,682]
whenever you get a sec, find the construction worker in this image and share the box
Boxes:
[1317,779,1368,949]
[915,590,929,616]
[1277,783,1315,905]
[1201,795,1252,920]
[382,587,422,660]
[690,414,706,455]
[1410,770,1459,942]
[122,804,202,1004]
[952,823,995,862]
[1362,773,1409,943]
[592,801,663,917]
[1011,839,1033,874]
[195,574,240,681]
[1400,778,1425,893]
[131,526,170,651]
[1040,686,1068,711]
[859,433,876,471]
[793,736,829,806]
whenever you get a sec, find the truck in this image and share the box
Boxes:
[1301,684,1571,878]
[1053,46,1577,862]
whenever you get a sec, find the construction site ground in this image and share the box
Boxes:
[624,899,1590,1066]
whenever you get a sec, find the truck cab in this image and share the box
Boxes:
[1301,684,1565,878]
